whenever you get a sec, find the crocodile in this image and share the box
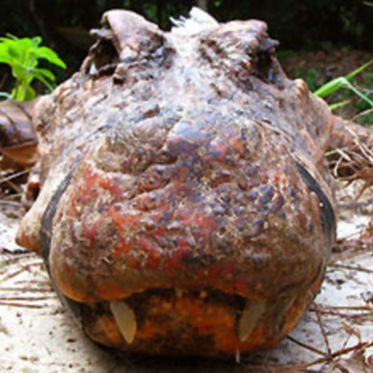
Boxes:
[13,8,370,357]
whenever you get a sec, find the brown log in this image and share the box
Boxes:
[0,99,39,168]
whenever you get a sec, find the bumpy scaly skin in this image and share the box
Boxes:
[17,10,336,356]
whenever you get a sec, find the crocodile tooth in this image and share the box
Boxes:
[238,300,266,343]
[110,300,137,344]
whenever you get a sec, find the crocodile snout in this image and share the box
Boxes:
[29,121,335,355]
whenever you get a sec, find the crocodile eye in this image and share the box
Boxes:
[91,35,119,70]
[83,30,119,77]
[200,20,284,85]
[81,10,165,79]
[252,42,278,83]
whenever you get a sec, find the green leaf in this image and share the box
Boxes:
[34,67,56,81]
[345,58,373,80]
[324,149,337,157]
[4,33,19,40]
[0,44,11,64]
[35,46,66,68]
[10,60,27,80]
[329,100,351,111]
[12,86,24,101]
[0,34,67,101]
[314,59,373,98]
[32,36,42,47]
[13,81,37,101]
[314,77,345,97]
[24,85,37,100]
[343,79,373,108]
[33,71,54,91]
[24,73,36,86]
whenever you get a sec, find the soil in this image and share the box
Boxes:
[281,49,373,83]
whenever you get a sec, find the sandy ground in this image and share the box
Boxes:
[0,185,372,373]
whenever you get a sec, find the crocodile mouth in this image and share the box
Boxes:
[77,288,269,356]
[58,282,320,357]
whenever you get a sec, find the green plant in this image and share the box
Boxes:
[314,59,373,111]
[0,35,66,101]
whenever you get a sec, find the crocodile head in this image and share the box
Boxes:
[17,8,336,357]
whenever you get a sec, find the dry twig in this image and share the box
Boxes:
[0,260,43,281]
[329,263,373,274]
[0,301,46,309]
[264,340,373,372]
[315,307,332,356]
[287,336,327,357]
